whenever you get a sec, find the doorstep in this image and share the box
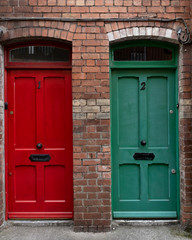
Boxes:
[6,220,73,227]
[112,219,179,228]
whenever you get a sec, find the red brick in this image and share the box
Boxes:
[57,0,66,5]
[48,0,56,5]
[74,186,82,192]
[52,7,70,12]
[84,199,102,206]
[152,0,161,6]
[29,0,38,5]
[90,7,109,12]
[33,7,51,12]
[84,186,101,192]
[83,146,100,152]
[102,172,111,178]
[128,6,146,12]
[166,6,184,12]
[82,66,100,72]
[74,153,87,159]
[37,0,46,5]
[147,6,165,12]
[109,6,127,12]
[161,0,170,6]
[0,7,12,12]
[82,53,100,59]
[98,166,111,172]
[143,0,151,6]
[133,0,141,6]
[84,173,99,179]
[95,0,104,5]
[0,0,9,5]
[71,7,89,12]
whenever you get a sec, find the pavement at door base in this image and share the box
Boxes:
[0,225,191,240]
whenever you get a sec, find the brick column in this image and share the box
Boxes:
[72,22,111,232]
[179,44,192,225]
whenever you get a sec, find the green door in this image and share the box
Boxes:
[112,68,177,218]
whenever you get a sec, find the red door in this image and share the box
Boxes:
[7,69,73,219]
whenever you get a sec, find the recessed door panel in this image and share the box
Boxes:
[118,77,139,147]
[15,166,36,201]
[148,164,169,200]
[119,164,140,200]
[15,77,36,148]
[44,77,66,148]
[147,76,169,147]
[7,69,73,219]
[112,69,177,218]
[44,166,66,201]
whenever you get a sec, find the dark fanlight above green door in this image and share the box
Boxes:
[110,40,178,68]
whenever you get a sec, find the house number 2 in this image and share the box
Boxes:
[141,82,146,90]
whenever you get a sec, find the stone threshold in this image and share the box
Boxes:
[112,219,179,228]
[6,220,73,227]
[4,219,179,230]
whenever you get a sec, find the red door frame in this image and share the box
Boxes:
[4,41,73,220]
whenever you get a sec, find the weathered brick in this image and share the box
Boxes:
[82,106,100,113]
[29,0,38,5]
[96,113,110,119]
[73,113,86,120]
[87,99,96,106]
[107,32,114,41]
[133,0,141,6]
[101,106,110,113]
[97,99,110,105]
[48,0,56,5]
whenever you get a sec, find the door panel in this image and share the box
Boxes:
[44,77,66,148]
[8,69,73,219]
[44,165,66,201]
[148,164,169,200]
[147,76,168,147]
[119,164,140,200]
[112,69,177,218]
[15,166,36,201]
[15,77,36,148]
[118,77,139,147]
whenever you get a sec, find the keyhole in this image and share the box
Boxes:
[141,82,146,90]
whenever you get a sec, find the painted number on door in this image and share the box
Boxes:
[140,81,146,90]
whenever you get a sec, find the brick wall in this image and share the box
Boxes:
[0,0,191,232]
[0,0,190,19]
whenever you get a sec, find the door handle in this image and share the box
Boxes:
[141,140,146,146]
[37,143,43,149]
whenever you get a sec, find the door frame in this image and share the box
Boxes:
[109,40,180,219]
[4,40,72,220]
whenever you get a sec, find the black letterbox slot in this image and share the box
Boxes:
[133,153,155,160]
[29,154,51,162]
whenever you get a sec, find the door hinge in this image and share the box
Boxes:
[176,103,179,109]
[4,102,8,110]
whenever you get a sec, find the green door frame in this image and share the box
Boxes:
[110,40,180,219]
